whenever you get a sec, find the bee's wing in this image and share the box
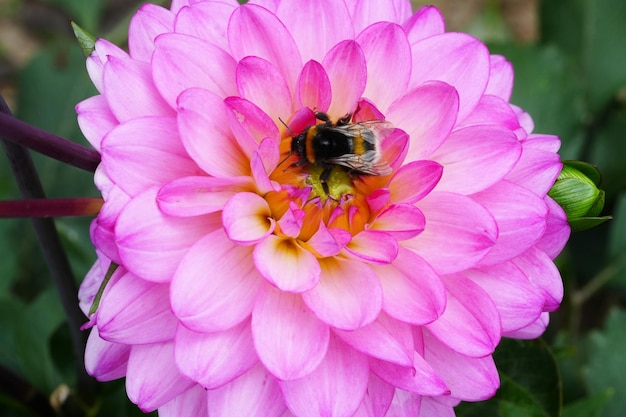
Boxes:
[324,124,393,176]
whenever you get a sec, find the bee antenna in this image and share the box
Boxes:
[278,117,294,137]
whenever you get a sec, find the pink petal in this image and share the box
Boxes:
[357,22,411,112]
[370,204,426,241]
[103,56,174,122]
[126,342,195,412]
[303,222,352,258]
[169,0,190,13]
[277,203,305,238]
[177,88,250,177]
[504,139,563,196]
[386,81,459,161]
[157,176,254,217]
[302,258,382,330]
[504,312,550,339]
[409,33,490,121]
[354,373,395,417]
[485,54,514,101]
[474,181,548,265]
[175,320,257,389]
[406,192,497,274]
[170,229,262,332]
[85,326,130,381]
[280,336,369,417]
[419,396,456,417]
[457,94,521,132]
[87,39,128,93]
[375,248,445,326]
[511,247,563,312]
[174,1,236,51]
[101,116,201,197]
[251,143,281,194]
[345,0,413,33]
[536,196,570,259]
[276,0,354,62]
[346,230,399,264]
[116,187,220,283]
[76,95,118,151]
[388,160,443,204]
[466,262,545,333]
[225,97,280,158]
[297,60,332,113]
[423,329,499,401]
[369,351,449,396]
[228,4,302,92]
[322,40,367,119]
[384,390,422,417]
[206,363,287,417]
[98,271,177,344]
[252,286,329,380]
[128,4,174,62]
[152,33,237,107]
[159,385,208,417]
[380,127,409,170]
[236,56,293,124]
[253,235,321,292]
[222,192,275,245]
[426,274,501,358]
[430,125,522,195]
[334,312,414,367]
[403,6,445,43]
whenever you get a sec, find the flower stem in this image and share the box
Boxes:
[0,97,96,409]
[0,106,100,173]
[0,197,103,218]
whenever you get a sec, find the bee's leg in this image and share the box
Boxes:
[320,165,332,195]
[337,114,352,125]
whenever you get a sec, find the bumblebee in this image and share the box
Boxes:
[290,112,392,195]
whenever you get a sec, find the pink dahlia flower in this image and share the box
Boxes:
[77,0,570,415]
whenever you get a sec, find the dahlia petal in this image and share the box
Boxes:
[406,192,497,274]
[370,204,425,240]
[457,94,521,131]
[277,204,305,238]
[177,88,250,177]
[426,274,501,357]
[384,390,421,417]
[386,81,459,161]
[511,247,563,312]
[304,222,352,258]
[345,0,413,33]
[236,56,292,124]
[524,133,561,152]
[159,385,208,417]
[403,6,445,43]
[536,196,570,259]
[369,351,449,396]
[388,160,443,204]
[128,4,174,62]
[346,230,399,264]
[157,176,254,217]
[85,326,130,381]
[474,181,548,265]
[225,97,281,158]
[334,312,414,366]
[505,140,563,196]
[375,248,445,326]
[91,185,129,264]
[380,128,409,170]
[97,271,177,344]
[171,229,262,332]
[174,1,236,51]
[252,286,329,380]
[465,263,545,333]
[357,22,411,112]
[504,312,550,339]
[419,397,456,417]
[206,363,287,417]
[126,342,195,412]
[323,40,367,118]
[276,0,354,62]
[302,258,382,330]
[423,329,499,401]
[280,336,369,417]
[409,33,490,121]
[152,33,237,107]
[175,320,257,389]
[76,95,118,151]
[223,192,275,245]
[116,187,220,283]
[430,125,521,194]
[87,39,127,93]
[485,54,514,101]
[228,4,302,91]
[169,0,190,14]
[354,373,394,417]
[297,60,333,113]
[102,116,200,197]
[253,235,321,292]
[251,144,281,194]
[103,56,174,121]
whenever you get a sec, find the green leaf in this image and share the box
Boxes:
[586,309,626,417]
[589,105,626,199]
[570,216,612,233]
[563,390,612,417]
[0,295,26,375]
[40,0,106,33]
[71,21,97,57]
[608,193,626,259]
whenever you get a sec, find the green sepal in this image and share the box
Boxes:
[549,177,601,219]
[562,160,603,187]
[569,216,613,232]
[89,262,118,316]
[71,21,97,58]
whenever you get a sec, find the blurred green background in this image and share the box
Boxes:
[0,0,625,416]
